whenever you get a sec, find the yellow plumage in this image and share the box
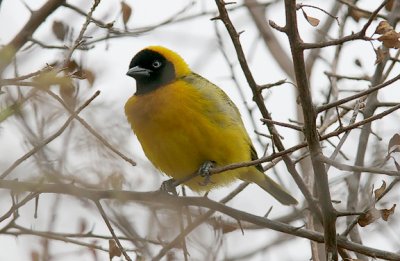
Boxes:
[125,46,297,205]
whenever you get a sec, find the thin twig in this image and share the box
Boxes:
[0,91,100,179]
[213,0,321,222]
[0,180,399,260]
[261,118,303,132]
[46,90,136,166]
[95,200,132,261]
[317,73,400,113]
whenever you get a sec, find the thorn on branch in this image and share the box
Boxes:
[268,20,285,33]
[223,1,237,6]
[335,107,343,129]
[258,79,288,91]
[264,206,273,218]
[261,118,304,132]
[237,219,244,235]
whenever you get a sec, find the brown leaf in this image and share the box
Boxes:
[374,21,393,35]
[301,9,320,27]
[348,8,370,22]
[52,20,67,41]
[378,30,400,49]
[386,0,394,11]
[66,60,79,73]
[388,133,400,153]
[121,1,132,27]
[374,47,388,64]
[381,204,396,221]
[109,239,122,259]
[72,69,95,86]
[60,83,76,107]
[83,69,95,86]
[358,207,381,227]
[374,181,386,201]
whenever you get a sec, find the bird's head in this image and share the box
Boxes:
[127,46,191,95]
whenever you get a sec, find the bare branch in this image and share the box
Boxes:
[0,91,100,179]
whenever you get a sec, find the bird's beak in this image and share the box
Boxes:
[126,66,152,78]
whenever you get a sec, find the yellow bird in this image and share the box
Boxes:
[125,46,297,205]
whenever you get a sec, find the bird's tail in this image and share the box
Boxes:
[240,168,298,205]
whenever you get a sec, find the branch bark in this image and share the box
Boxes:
[0,180,400,260]
[283,1,337,259]
[0,0,65,73]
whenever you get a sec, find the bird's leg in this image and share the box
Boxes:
[197,160,216,186]
[160,178,178,195]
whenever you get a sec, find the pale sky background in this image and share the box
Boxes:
[0,0,399,260]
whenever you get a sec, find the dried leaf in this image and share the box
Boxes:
[34,71,73,89]
[72,69,95,86]
[306,16,320,27]
[388,133,400,153]
[381,204,396,221]
[66,60,79,73]
[60,83,76,107]
[374,181,386,201]
[109,239,122,259]
[348,8,369,22]
[385,0,394,11]
[378,30,400,49]
[121,1,132,27]
[52,20,67,41]
[301,9,320,27]
[374,47,388,64]
[374,20,393,35]
[83,69,95,85]
[358,207,381,227]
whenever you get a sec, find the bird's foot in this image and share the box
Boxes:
[159,178,178,195]
[197,160,216,186]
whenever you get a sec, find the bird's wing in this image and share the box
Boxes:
[184,73,267,170]
[182,73,245,127]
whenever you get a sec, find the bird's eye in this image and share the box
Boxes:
[152,60,162,68]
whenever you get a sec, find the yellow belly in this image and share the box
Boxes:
[125,80,252,191]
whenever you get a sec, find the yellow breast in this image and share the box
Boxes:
[125,78,252,191]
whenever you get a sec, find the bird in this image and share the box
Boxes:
[124,46,297,205]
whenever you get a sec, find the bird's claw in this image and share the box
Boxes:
[159,178,178,195]
[197,161,215,186]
